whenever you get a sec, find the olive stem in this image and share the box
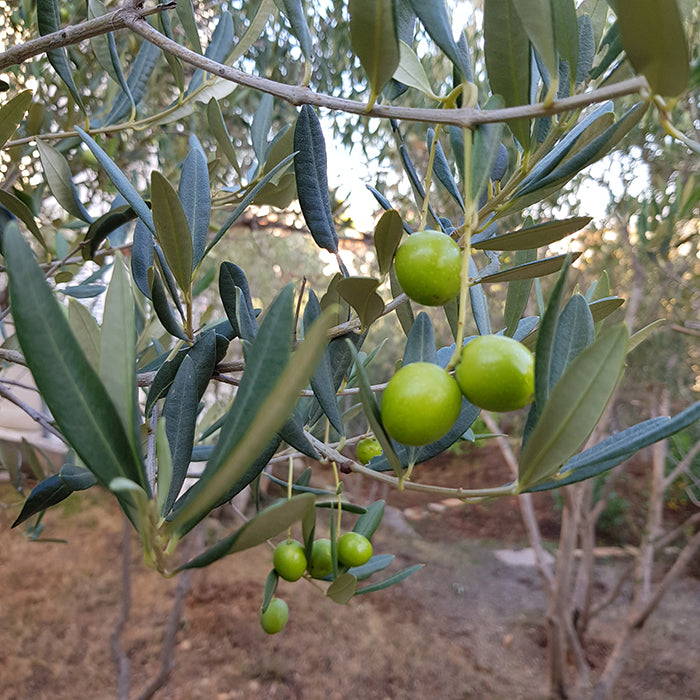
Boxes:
[304,430,517,501]
[448,125,475,371]
[418,125,443,231]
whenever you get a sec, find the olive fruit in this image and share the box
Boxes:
[307,538,333,579]
[273,539,307,582]
[356,436,383,464]
[394,230,462,306]
[337,532,373,568]
[380,362,462,446]
[456,334,535,412]
[260,597,289,634]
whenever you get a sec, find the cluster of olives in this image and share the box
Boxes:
[379,230,535,447]
[260,532,373,634]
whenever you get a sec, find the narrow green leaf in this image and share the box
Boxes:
[176,0,203,53]
[304,290,344,436]
[0,189,46,249]
[36,140,92,223]
[162,356,198,515]
[374,209,404,276]
[186,12,234,95]
[346,553,394,581]
[549,294,594,389]
[628,319,664,353]
[151,171,193,294]
[503,249,537,337]
[168,290,334,537]
[178,148,210,270]
[469,258,492,336]
[0,90,32,150]
[516,103,647,199]
[100,252,137,451]
[349,0,400,109]
[403,312,438,366]
[336,277,384,331]
[59,463,98,491]
[471,96,505,203]
[68,298,101,372]
[616,0,689,96]
[513,0,558,103]
[294,105,338,253]
[11,474,72,527]
[148,267,188,341]
[36,0,85,113]
[75,127,155,234]
[518,323,628,490]
[326,573,358,604]
[479,253,580,284]
[525,257,571,435]
[178,493,315,571]
[83,204,137,260]
[355,564,424,594]
[280,0,314,59]
[105,40,160,125]
[352,500,385,540]
[473,217,592,251]
[576,14,595,85]
[262,570,279,612]
[131,219,154,299]
[515,101,614,195]
[589,296,625,323]
[525,402,700,492]
[156,416,174,515]
[393,41,440,100]
[3,225,146,504]
[219,262,258,341]
[409,0,472,81]
[251,93,274,168]
[428,128,464,209]
[552,0,579,92]
[207,98,241,176]
[483,0,531,149]
[346,340,404,480]
[252,124,297,209]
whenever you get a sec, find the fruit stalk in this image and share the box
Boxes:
[448,124,475,370]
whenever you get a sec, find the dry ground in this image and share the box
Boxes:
[1,446,698,700]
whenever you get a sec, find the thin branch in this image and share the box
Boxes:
[652,511,700,551]
[110,514,133,700]
[632,528,700,630]
[303,430,516,500]
[0,383,65,442]
[0,3,175,72]
[123,15,649,129]
[663,439,700,490]
[0,348,27,367]
[481,412,554,591]
[588,563,634,620]
[135,525,204,700]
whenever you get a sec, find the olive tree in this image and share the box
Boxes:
[0,0,698,697]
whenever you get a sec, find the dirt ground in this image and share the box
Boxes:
[1,446,698,700]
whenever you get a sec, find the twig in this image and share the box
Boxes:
[481,412,555,591]
[110,514,133,700]
[123,15,649,129]
[0,383,65,442]
[0,348,27,367]
[0,3,175,72]
[135,524,204,700]
[304,429,516,500]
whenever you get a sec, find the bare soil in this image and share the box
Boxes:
[1,445,698,700]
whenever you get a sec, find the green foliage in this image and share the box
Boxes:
[0,0,697,632]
